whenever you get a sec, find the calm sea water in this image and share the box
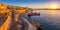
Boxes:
[24,10,60,30]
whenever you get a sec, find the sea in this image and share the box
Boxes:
[24,10,60,30]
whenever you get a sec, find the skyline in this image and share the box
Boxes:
[0,0,60,8]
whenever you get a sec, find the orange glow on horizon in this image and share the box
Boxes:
[51,5,57,9]
[49,3,59,9]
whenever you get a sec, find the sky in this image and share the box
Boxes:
[0,0,60,8]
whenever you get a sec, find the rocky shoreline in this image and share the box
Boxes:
[0,3,42,30]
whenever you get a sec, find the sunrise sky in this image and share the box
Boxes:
[0,0,60,9]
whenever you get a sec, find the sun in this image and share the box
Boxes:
[49,3,59,9]
[51,5,57,9]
